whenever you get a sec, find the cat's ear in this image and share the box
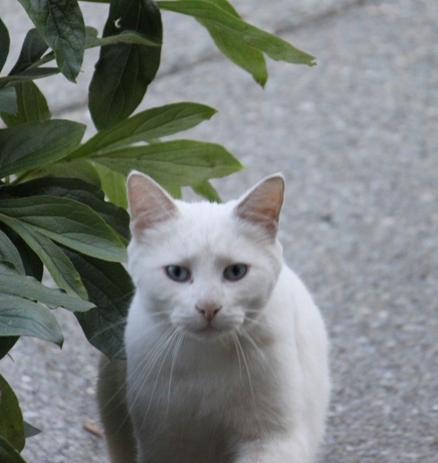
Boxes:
[127,171,178,236]
[235,174,285,237]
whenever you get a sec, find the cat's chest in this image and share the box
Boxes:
[126,335,276,428]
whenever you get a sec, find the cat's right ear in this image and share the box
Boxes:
[127,171,178,237]
[235,174,285,238]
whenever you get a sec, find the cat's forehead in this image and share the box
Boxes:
[152,199,252,260]
[176,199,235,224]
[176,200,237,243]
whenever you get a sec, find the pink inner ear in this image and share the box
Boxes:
[128,173,177,234]
[235,176,284,236]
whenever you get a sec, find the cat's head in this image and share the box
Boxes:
[127,172,285,341]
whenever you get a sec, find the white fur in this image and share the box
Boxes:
[124,178,330,463]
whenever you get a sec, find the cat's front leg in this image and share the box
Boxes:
[234,434,317,463]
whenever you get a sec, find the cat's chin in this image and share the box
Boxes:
[181,325,233,342]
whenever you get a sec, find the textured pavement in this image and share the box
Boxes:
[1,0,437,462]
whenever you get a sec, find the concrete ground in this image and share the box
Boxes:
[1,0,437,462]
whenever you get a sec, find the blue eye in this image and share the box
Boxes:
[164,265,191,283]
[223,263,248,282]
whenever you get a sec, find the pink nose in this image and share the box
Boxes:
[195,302,222,322]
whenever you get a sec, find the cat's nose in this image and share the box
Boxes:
[195,302,222,322]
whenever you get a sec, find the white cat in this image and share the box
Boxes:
[97,172,330,463]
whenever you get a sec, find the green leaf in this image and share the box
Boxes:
[0,218,87,298]
[89,0,163,129]
[0,196,126,262]
[0,374,25,452]
[4,177,129,241]
[0,337,18,360]
[0,18,9,73]
[193,180,221,202]
[17,0,86,82]
[36,159,101,186]
[87,30,160,48]
[0,294,63,345]
[65,251,132,358]
[207,25,268,86]
[0,263,94,312]
[94,164,127,209]
[5,228,43,280]
[0,120,85,177]
[195,0,267,86]
[10,29,48,75]
[158,0,316,65]
[164,183,182,198]
[1,82,50,127]
[0,88,17,115]
[0,230,24,274]
[93,140,243,187]
[71,102,217,158]
[0,67,59,85]
[23,421,40,439]
[0,435,26,463]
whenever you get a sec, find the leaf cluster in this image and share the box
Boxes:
[0,0,315,459]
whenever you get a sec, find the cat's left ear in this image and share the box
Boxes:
[127,171,178,237]
[235,174,285,237]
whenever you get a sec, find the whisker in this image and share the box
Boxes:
[166,332,184,415]
[232,333,244,382]
[100,327,174,433]
[141,330,180,429]
[233,334,262,436]
[239,330,268,363]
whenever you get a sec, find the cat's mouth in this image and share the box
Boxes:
[196,324,220,334]
[183,323,229,340]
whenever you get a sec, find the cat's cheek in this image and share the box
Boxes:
[213,312,245,332]
[169,311,204,333]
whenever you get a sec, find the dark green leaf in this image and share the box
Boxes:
[5,227,43,280]
[0,196,126,262]
[93,140,243,187]
[94,164,127,209]
[4,177,129,241]
[0,294,63,345]
[0,88,17,115]
[17,0,86,82]
[0,218,87,298]
[0,374,25,452]
[36,159,101,185]
[0,263,94,312]
[87,30,160,48]
[23,421,40,439]
[193,180,221,202]
[89,0,163,129]
[71,102,216,158]
[65,251,132,358]
[158,0,316,65]
[86,25,159,50]
[0,230,24,274]
[0,435,26,463]
[0,120,85,177]
[1,82,50,127]
[0,67,59,84]
[10,28,48,75]
[0,18,9,73]
[0,337,18,359]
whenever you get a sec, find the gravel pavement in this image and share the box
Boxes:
[1,0,437,462]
